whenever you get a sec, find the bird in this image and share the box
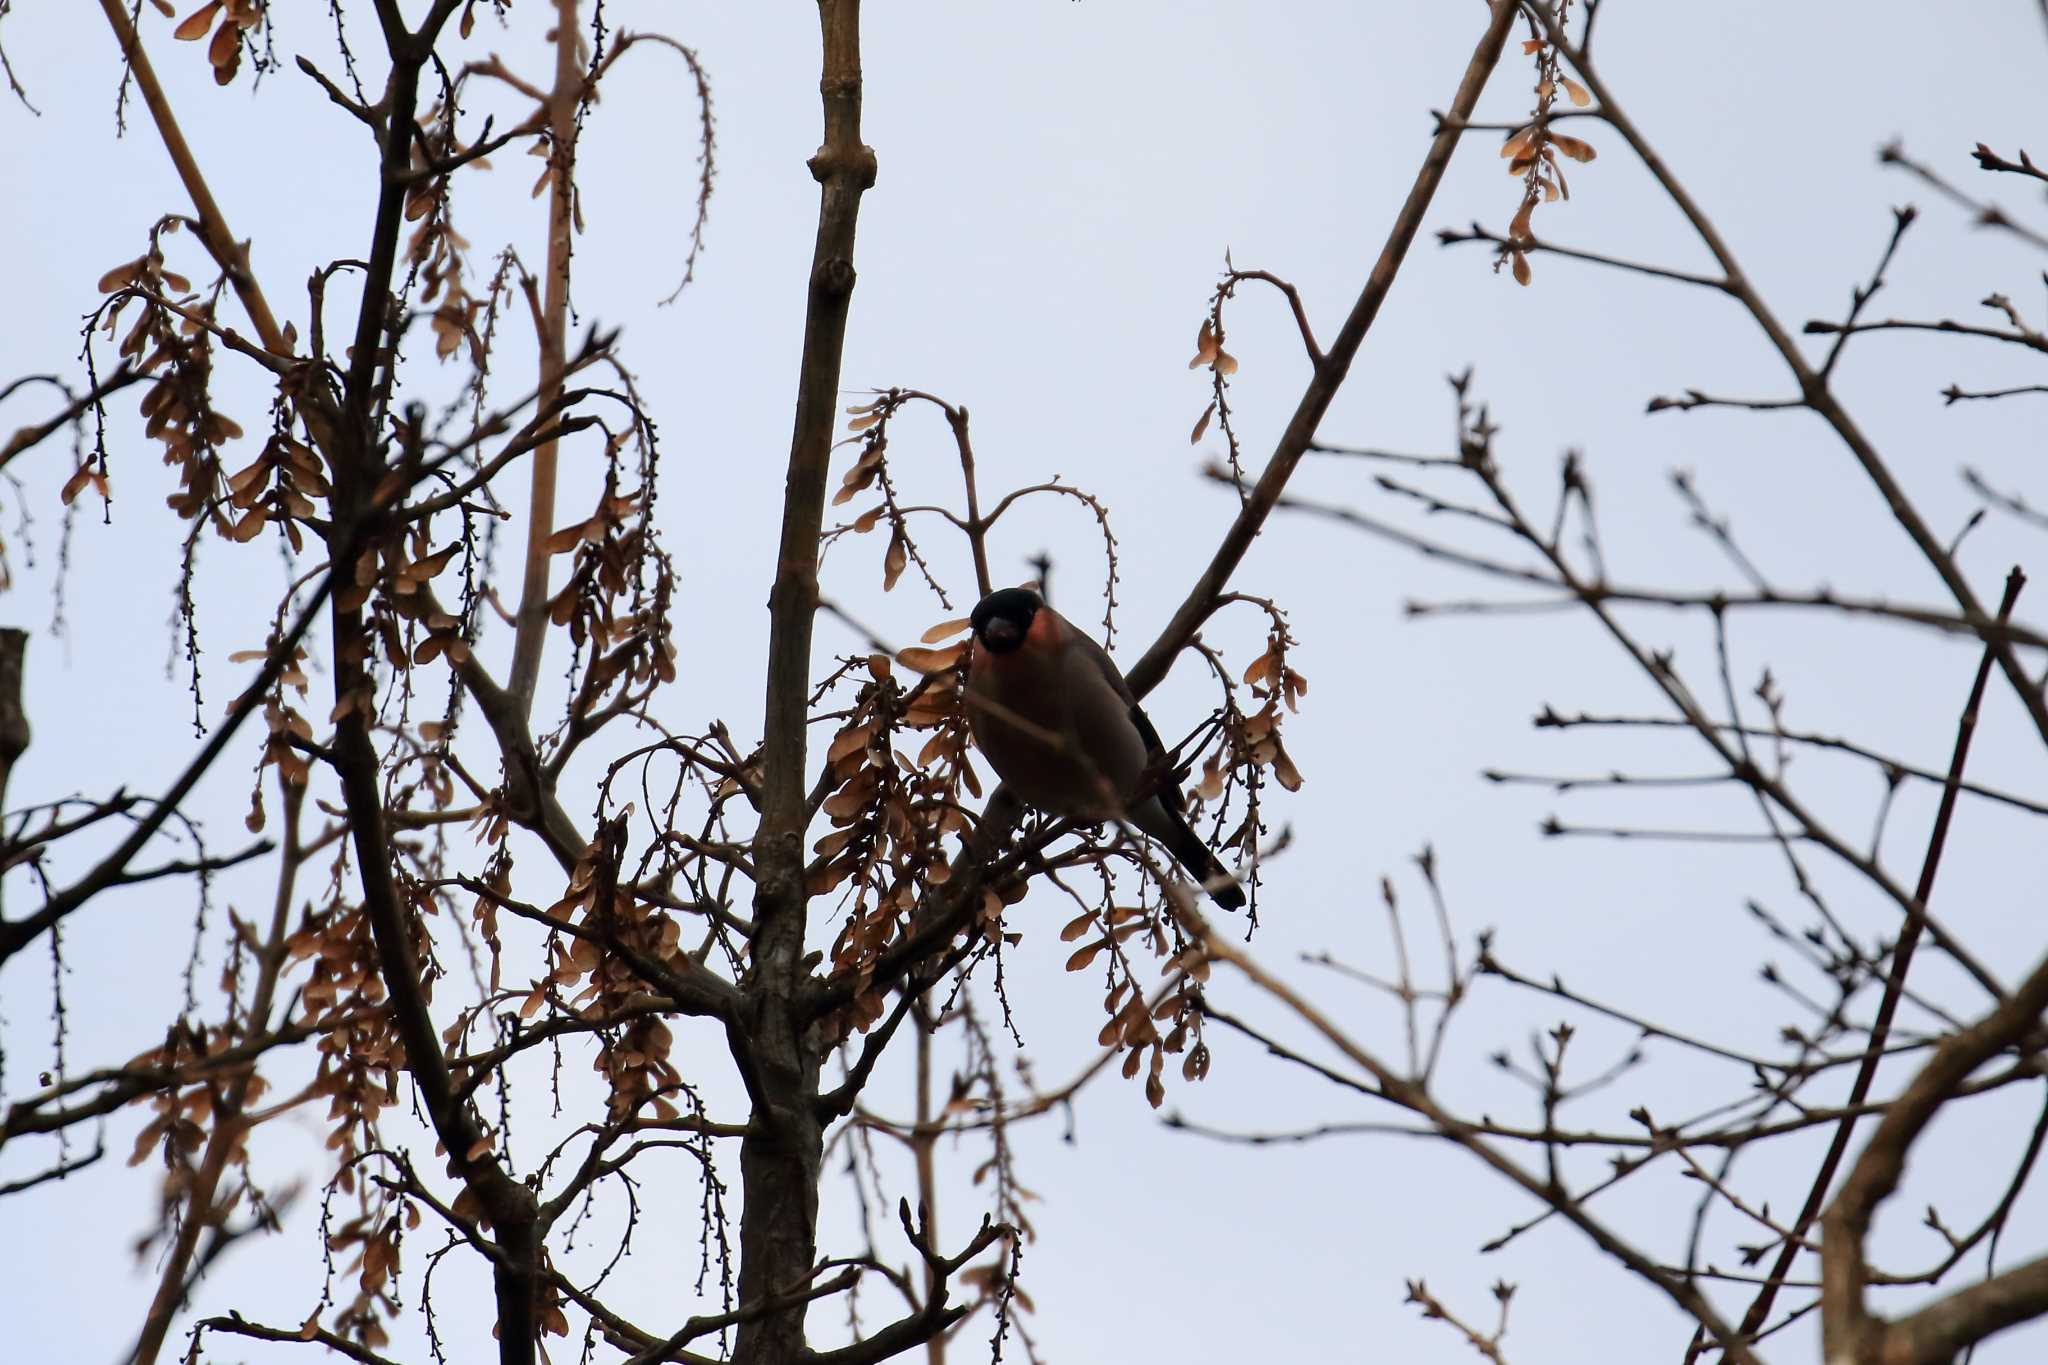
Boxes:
[965,586,1245,909]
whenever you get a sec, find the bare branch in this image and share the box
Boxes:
[0,365,145,470]
[93,0,289,355]
[1439,221,1730,293]
[1755,568,2024,1351]
[1124,0,1521,699]
[197,1315,402,1365]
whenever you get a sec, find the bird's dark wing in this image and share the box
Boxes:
[1067,628,1169,759]
[1124,697,1168,762]
[1064,619,1243,909]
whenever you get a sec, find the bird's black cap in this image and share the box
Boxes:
[971,587,1042,653]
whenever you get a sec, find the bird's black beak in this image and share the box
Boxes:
[980,617,1024,650]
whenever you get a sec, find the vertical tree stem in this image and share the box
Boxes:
[94,0,287,356]
[737,2,875,1362]
[0,628,27,824]
[913,1010,944,1365]
[507,0,585,709]
[129,780,304,1365]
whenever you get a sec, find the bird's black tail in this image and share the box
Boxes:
[1160,805,1246,910]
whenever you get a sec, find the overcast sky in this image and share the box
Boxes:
[3,2,2047,1363]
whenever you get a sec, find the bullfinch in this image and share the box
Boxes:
[966,587,1246,910]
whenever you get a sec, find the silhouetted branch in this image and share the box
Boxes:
[1125,0,1520,699]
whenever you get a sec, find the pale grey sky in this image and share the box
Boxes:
[3,3,2046,1363]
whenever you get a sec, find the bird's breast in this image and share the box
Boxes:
[967,656,1117,820]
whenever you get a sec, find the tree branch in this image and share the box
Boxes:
[1173,895,1764,1365]
[93,0,288,355]
[1822,945,2048,1360]
[735,2,877,1361]
[0,365,146,470]
[506,0,591,710]
[1534,1,2048,754]
[1124,0,1520,699]
[196,1315,401,1365]
[1744,567,2023,1352]
[0,582,328,965]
